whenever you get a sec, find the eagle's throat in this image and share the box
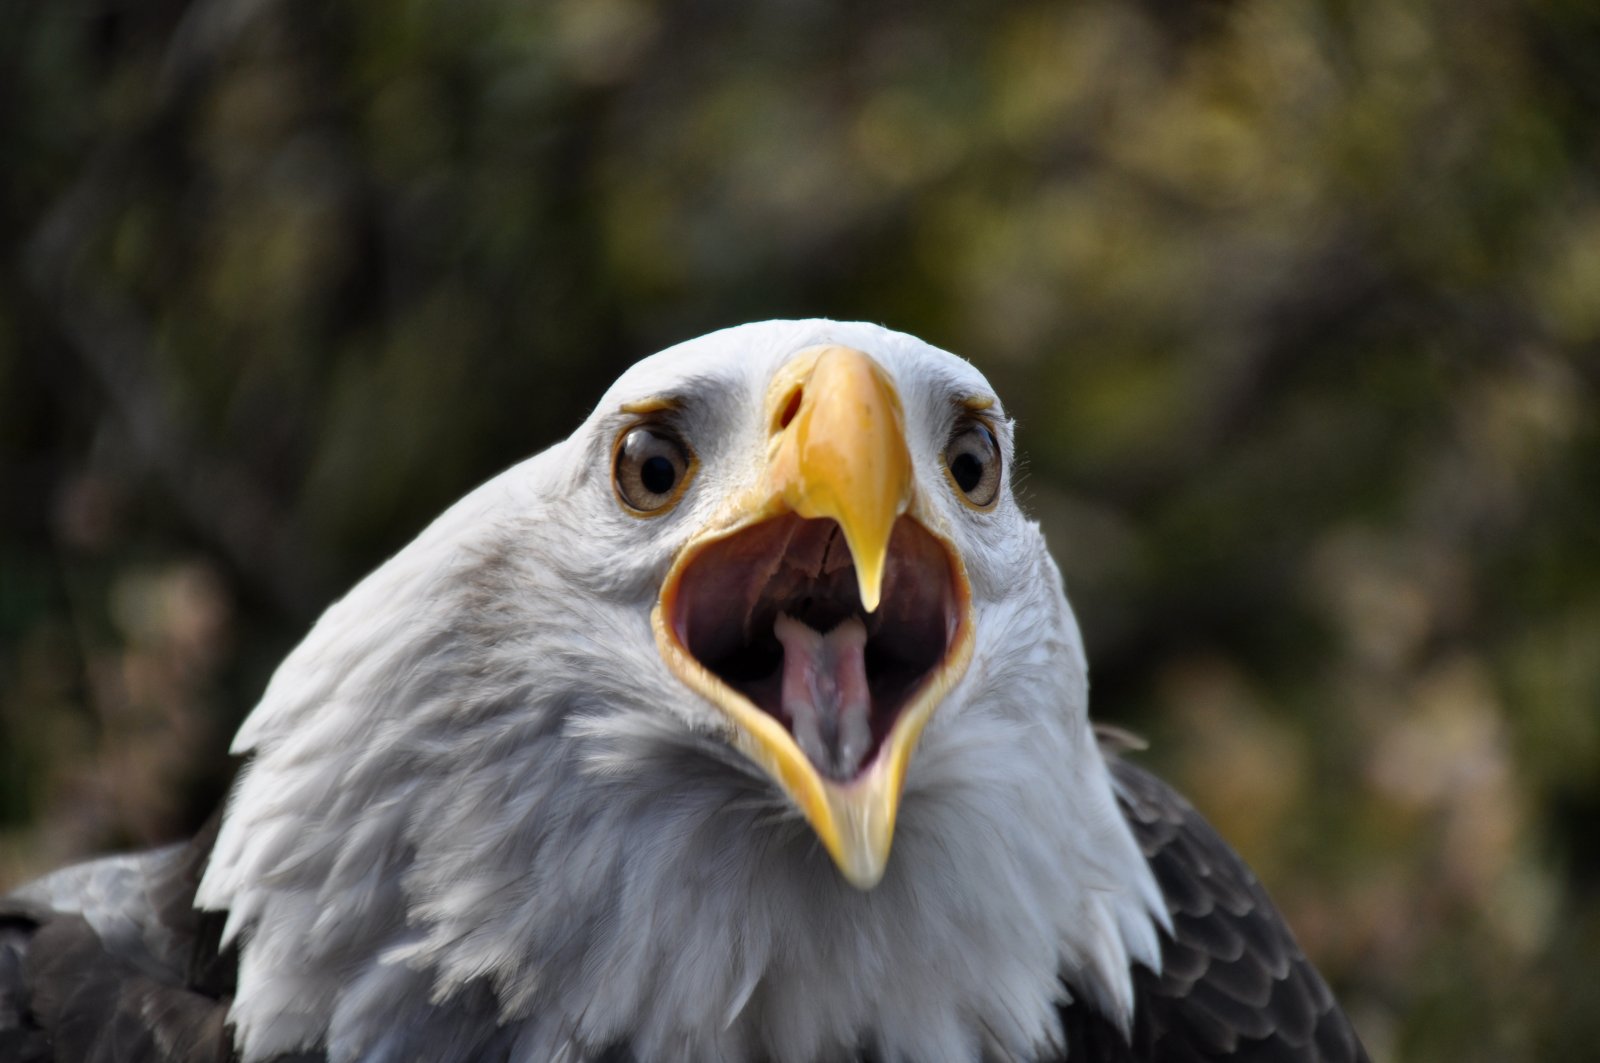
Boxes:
[774,613,872,779]
[667,513,957,784]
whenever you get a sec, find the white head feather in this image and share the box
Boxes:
[197,320,1165,1063]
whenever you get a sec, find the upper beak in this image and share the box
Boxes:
[766,345,913,613]
[653,345,975,889]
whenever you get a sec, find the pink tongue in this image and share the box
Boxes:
[773,613,873,778]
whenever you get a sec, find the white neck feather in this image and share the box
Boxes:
[198,451,1163,1063]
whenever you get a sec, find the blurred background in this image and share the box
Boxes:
[2,0,1597,1058]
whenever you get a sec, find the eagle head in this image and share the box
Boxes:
[197,320,1163,1063]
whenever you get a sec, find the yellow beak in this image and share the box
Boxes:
[766,345,913,613]
[654,346,974,889]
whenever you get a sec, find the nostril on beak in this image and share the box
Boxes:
[776,386,804,433]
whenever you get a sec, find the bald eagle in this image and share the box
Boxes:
[1,321,1368,1062]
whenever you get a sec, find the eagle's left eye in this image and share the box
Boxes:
[614,425,695,514]
[944,420,1001,508]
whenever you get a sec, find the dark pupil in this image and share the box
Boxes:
[951,450,984,493]
[640,453,678,495]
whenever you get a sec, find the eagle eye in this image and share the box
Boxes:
[944,420,1001,508]
[614,425,694,514]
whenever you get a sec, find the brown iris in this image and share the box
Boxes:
[615,426,694,514]
[944,420,1001,508]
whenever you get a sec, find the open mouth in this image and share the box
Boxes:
[666,514,964,782]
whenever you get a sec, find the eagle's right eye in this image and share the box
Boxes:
[614,425,695,514]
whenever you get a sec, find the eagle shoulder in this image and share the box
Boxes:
[1055,734,1370,1062]
[0,817,241,1063]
